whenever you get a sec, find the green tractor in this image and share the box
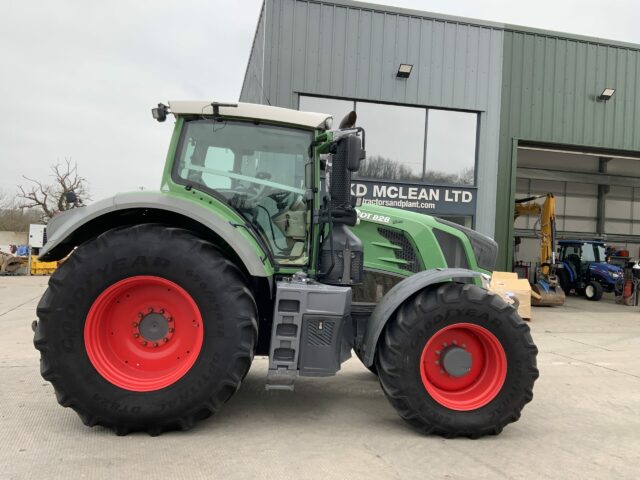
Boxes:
[33,101,538,437]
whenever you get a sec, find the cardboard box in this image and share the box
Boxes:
[489,271,532,320]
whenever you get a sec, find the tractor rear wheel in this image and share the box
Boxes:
[33,224,258,435]
[584,281,604,301]
[376,283,538,438]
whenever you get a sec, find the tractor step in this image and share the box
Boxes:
[266,276,352,391]
[265,369,297,391]
[266,279,307,391]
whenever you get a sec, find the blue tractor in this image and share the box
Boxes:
[555,240,623,301]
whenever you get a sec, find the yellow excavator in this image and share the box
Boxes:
[514,193,566,306]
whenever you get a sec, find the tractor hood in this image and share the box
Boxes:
[354,203,498,274]
[589,262,623,278]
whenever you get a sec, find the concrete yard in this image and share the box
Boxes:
[1,276,639,480]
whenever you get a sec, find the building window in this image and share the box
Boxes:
[426,109,477,186]
[355,101,426,181]
[298,95,478,186]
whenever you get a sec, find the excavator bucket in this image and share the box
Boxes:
[531,279,565,306]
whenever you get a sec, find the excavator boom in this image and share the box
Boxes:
[515,193,565,306]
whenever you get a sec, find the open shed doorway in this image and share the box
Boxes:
[513,143,640,282]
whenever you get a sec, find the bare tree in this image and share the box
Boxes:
[423,170,459,185]
[355,155,420,181]
[355,155,475,186]
[17,159,91,220]
[0,206,41,232]
[0,188,41,231]
[457,166,475,186]
[0,188,8,209]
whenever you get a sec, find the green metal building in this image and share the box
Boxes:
[241,0,640,270]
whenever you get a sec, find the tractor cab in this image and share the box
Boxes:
[163,101,334,268]
[558,241,606,277]
[163,101,365,281]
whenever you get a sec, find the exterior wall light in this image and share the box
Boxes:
[598,88,615,101]
[396,64,413,78]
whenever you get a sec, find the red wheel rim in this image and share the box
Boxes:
[84,276,204,392]
[419,323,506,411]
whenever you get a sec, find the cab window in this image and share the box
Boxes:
[174,120,313,265]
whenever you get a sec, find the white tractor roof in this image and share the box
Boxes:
[168,101,332,130]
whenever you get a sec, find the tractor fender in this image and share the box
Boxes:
[38,192,271,278]
[359,268,488,367]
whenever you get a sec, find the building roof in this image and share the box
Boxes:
[168,101,332,130]
[327,0,640,51]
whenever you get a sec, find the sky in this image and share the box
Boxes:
[1,0,639,202]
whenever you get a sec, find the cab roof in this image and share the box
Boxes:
[168,101,332,130]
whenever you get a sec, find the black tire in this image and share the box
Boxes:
[33,224,258,435]
[354,348,378,375]
[556,269,571,295]
[614,277,625,296]
[584,281,604,301]
[376,283,538,438]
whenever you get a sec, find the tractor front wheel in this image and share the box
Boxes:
[584,281,604,301]
[376,283,538,438]
[33,224,258,435]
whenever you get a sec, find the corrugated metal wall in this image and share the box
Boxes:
[240,2,267,104]
[241,0,505,236]
[501,31,640,150]
[494,32,640,269]
[259,0,504,111]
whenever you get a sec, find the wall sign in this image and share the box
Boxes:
[351,179,477,215]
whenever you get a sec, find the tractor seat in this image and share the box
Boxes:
[566,254,581,278]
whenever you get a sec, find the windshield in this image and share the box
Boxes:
[174,119,314,265]
[561,243,606,263]
[581,245,596,262]
[592,244,606,262]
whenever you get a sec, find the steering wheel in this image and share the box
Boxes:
[230,172,273,206]
[270,191,297,210]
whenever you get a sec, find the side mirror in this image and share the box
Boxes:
[343,134,366,172]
